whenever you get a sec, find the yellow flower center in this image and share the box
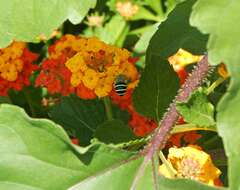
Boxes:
[179,156,201,179]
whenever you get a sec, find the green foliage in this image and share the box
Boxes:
[0,104,222,190]
[94,119,137,144]
[0,0,237,189]
[0,104,137,190]
[99,15,127,45]
[0,104,86,190]
[132,0,210,122]
[50,95,130,146]
[0,0,96,47]
[176,89,215,127]
[49,95,106,145]
[146,0,207,62]
[133,59,179,121]
[191,1,240,189]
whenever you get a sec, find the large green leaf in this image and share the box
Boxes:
[176,89,215,127]
[146,0,207,62]
[133,59,179,122]
[0,104,136,190]
[0,0,96,47]
[49,95,106,146]
[0,104,222,190]
[190,1,240,190]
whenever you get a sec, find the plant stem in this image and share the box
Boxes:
[159,151,177,178]
[103,97,113,121]
[206,77,225,95]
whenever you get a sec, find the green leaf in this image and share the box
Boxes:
[134,23,159,54]
[0,0,96,47]
[144,0,164,16]
[49,95,106,146]
[99,15,127,45]
[176,89,215,127]
[94,120,136,144]
[133,59,179,122]
[0,104,139,189]
[190,1,240,189]
[146,0,207,62]
[131,6,162,22]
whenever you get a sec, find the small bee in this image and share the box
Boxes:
[114,75,128,96]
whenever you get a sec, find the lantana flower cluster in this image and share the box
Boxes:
[36,34,139,99]
[0,42,38,96]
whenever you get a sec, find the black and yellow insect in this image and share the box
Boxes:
[114,75,128,96]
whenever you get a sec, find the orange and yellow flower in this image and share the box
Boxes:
[0,42,38,96]
[159,146,222,186]
[36,34,139,99]
[64,35,139,98]
[168,49,202,72]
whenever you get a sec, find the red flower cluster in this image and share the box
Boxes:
[35,55,74,96]
[0,42,38,96]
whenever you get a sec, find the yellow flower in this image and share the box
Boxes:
[65,53,87,73]
[82,69,100,90]
[128,79,139,89]
[84,37,106,52]
[120,62,138,81]
[0,63,18,81]
[54,35,139,98]
[94,77,112,97]
[106,65,119,78]
[218,63,229,79]
[14,59,24,72]
[71,71,83,87]
[159,146,221,186]
[168,49,202,71]
[72,38,88,52]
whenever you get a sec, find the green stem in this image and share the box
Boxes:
[159,151,177,178]
[171,123,217,134]
[23,88,36,117]
[206,77,225,95]
[103,97,113,121]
